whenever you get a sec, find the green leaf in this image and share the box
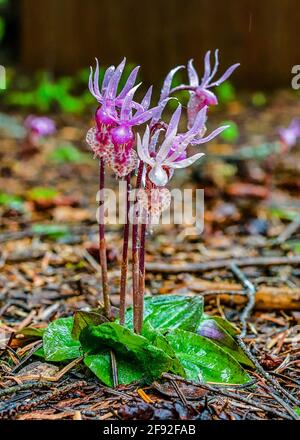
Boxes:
[80,322,175,381]
[125,295,203,332]
[0,193,24,210]
[27,187,58,202]
[142,321,186,377]
[251,92,267,107]
[32,224,71,240]
[84,352,144,387]
[198,316,254,368]
[220,120,239,143]
[49,144,85,164]
[166,329,251,385]
[17,327,45,338]
[268,207,298,221]
[217,81,236,104]
[43,317,81,362]
[294,407,300,416]
[72,311,108,340]
[201,315,239,337]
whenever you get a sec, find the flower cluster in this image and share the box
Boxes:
[87,52,239,218]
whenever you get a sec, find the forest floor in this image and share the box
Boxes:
[0,90,300,420]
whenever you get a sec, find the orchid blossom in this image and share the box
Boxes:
[137,104,228,187]
[166,50,240,128]
[87,59,159,178]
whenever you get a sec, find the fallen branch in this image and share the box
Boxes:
[146,255,300,274]
[163,279,300,310]
[230,263,256,337]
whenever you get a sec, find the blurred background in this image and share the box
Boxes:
[1,0,300,116]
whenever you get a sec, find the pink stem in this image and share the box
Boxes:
[119,173,131,325]
[99,158,111,318]
[132,161,144,333]
[136,222,147,334]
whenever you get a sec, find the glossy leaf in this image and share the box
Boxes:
[80,322,175,381]
[43,317,81,362]
[84,352,144,387]
[142,321,186,377]
[200,314,239,337]
[197,317,254,368]
[71,310,108,340]
[125,295,203,332]
[166,329,251,385]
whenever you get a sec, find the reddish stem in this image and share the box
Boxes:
[136,222,147,334]
[99,158,111,318]
[119,173,131,325]
[132,161,144,333]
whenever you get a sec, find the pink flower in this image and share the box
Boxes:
[165,50,240,128]
[25,116,56,137]
[137,104,228,187]
[87,59,160,178]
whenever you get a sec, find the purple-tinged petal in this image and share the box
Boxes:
[120,83,142,120]
[185,106,207,138]
[89,66,102,102]
[140,86,153,111]
[156,130,177,163]
[130,106,160,126]
[187,59,199,87]
[150,97,170,126]
[137,129,153,165]
[200,50,212,87]
[207,49,219,83]
[93,58,101,97]
[160,65,185,102]
[106,57,126,99]
[209,63,240,88]
[102,65,115,93]
[117,65,140,99]
[191,125,229,145]
[149,128,162,153]
[168,152,205,169]
[166,104,182,138]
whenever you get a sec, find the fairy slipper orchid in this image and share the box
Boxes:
[104,85,160,178]
[137,104,228,187]
[168,50,240,128]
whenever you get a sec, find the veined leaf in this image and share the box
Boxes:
[80,322,175,381]
[84,352,144,387]
[43,317,81,362]
[125,295,203,332]
[166,329,251,385]
[142,321,186,377]
[72,310,108,340]
[201,315,239,337]
[198,317,254,368]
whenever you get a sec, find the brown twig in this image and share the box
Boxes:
[0,381,86,417]
[230,263,256,337]
[110,350,119,388]
[146,255,300,274]
[237,337,300,409]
